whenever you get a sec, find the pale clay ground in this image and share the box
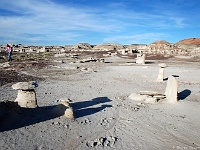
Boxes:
[0,56,200,150]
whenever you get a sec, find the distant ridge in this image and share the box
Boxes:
[176,38,200,45]
[151,40,170,44]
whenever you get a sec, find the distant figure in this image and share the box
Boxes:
[5,44,13,61]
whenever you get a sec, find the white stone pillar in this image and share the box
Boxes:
[157,63,167,82]
[136,53,145,64]
[121,49,126,55]
[165,76,178,103]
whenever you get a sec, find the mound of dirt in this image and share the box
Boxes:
[176,38,200,45]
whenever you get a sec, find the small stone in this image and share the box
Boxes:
[144,97,157,104]
[137,103,145,106]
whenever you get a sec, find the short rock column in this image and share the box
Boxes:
[12,81,38,108]
[157,63,167,82]
[121,49,126,55]
[136,52,145,64]
[165,76,178,103]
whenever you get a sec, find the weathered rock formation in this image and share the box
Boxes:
[72,43,93,51]
[93,43,125,51]
[1,38,199,56]
[12,81,38,108]
[165,76,178,103]
[136,52,146,64]
[129,91,166,104]
[157,63,167,82]
[53,99,74,119]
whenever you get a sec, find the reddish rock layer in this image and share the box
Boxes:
[176,38,200,45]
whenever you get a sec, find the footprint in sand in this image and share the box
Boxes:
[100,117,115,129]
[86,136,118,148]
[80,118,91,125]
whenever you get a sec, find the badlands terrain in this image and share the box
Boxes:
[0,39,200,150]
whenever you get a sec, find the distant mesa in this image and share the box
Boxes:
[151,40,170,45]
[176,38,200,45]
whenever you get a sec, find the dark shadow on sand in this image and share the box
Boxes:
[145,61,155,64]
[178,89,191,100]
[0,101,65,132]
[72,97,112,118]
[0,97,112,132]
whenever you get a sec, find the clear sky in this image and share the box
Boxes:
[0,0,200,46]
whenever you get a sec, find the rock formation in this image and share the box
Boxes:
[157,63,167,82]
[12,81,38,108]
[165,76,178,103]
[53,99,74,119]
[136,52,145,64]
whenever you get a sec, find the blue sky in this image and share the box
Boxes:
[0,0,200,46]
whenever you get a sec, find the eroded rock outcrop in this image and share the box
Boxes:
[12,81,38,108]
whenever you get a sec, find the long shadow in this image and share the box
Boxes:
[178,89,191,100]
[71,97,111,110]
[145,61,155,64]
[0,97,112,132]
[72,97,112,118]
[75,104,112,118]
[0,101,65,132]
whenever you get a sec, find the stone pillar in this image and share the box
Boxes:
[121,49,126,55]
[136,52,145,64]
[157,63,167,82]
[12,81,38,108]
[165,76,178,103]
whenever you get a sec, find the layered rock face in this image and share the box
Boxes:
[1,38,199,56]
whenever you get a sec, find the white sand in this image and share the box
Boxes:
[0,57,200,150]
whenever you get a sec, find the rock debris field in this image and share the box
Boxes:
[0,54,200,150]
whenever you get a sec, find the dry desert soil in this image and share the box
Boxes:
[0,52,200,150]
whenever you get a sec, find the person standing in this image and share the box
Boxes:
[5,44,13,61]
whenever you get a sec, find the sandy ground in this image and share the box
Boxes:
[0,56,200,150]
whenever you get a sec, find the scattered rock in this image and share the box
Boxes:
[54,53,67,57]
[0,62,10,68]
[86,136,117,148]
[81,67,94,72]
[80,118,91,125]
